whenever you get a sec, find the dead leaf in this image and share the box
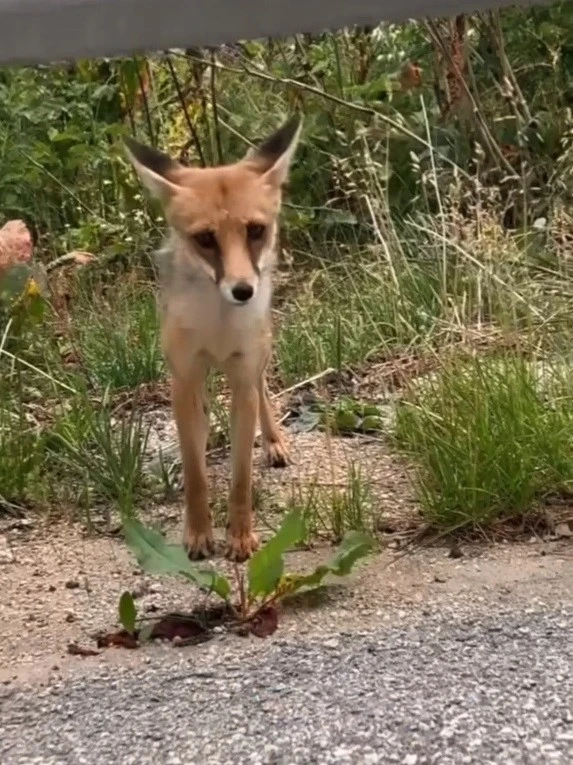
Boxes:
[96,629,139,649]
[96,604,233,651]
[150,613,212,645]
[67,643,100,657]
[249,606,279,638]
[66,251,97,267]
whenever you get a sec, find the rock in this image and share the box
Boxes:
[0,219,32,276]
[555,522,572,539]
[0,535,14,564]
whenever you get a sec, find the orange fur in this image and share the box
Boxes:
[125,116,301,561]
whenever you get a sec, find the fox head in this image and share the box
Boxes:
[124,116,302,305]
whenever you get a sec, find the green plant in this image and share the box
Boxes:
[74,289,163,391]
[48,397,150,520]
[284,462,375,543]
[119,509,374,639]
[0,394,45,510]
[395,355,573,528]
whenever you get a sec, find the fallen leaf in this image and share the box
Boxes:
[96,629,139,649]
[150,613,212,645]
[67,643,100,657]
[66,251,97,267]
[249,606,279,638]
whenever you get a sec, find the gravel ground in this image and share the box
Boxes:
[2,602,573,765]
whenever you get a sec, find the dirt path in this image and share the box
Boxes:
[1,513,571,689]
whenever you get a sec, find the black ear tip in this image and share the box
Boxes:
[257,114,302,159]
[121,136,176,176]
[282,114,303,138]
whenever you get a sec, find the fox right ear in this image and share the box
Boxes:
[123,137,181,202]
[245,115,302,187]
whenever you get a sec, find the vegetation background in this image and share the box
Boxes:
[2,2,573,541]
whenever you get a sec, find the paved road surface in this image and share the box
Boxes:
[2,604,572,764]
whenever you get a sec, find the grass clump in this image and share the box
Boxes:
[394,355,573,529]
[0,394,45,510]
[73,288,163,391]
[47,396,151,522]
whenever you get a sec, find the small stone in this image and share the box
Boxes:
[65,579,80,590]
[48,584,57,593]
[0,535,14,564]
[324,638,340,649]
[403,755,418,765]
[65,612,76,623]
[555,522,572,539]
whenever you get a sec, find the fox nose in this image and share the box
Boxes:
[231,282,254,303]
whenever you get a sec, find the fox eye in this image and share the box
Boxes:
[246,223,266,242]
[193,230,217,249]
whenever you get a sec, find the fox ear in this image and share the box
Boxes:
[123,137,181,202]
[246,115,302,187]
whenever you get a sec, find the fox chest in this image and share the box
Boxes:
[161,280,272,369]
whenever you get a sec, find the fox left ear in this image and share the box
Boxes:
[245,115,302,187]
[123,136,182,203]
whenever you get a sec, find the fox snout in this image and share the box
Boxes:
[220,275,258,305]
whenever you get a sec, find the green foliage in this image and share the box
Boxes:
[0,389,45,507]
[122,509,374,620]
[395,356,573,528]
[319,399,385,434]
[248,509,306,598]
[276,531,375,595]
[74,289,163,390]
[118,590,137,635]
[48,399,150,517]
[122,517,231,600]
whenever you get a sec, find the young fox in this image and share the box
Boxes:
[124,116,302,562]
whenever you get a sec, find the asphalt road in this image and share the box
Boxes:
[2,604,572,765]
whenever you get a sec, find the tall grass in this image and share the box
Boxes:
[73,286,163,390]
[395,355,573,528]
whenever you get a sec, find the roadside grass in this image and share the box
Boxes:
[275,210,567,385]
[394,354,573,529]
[0,383,46,512]
[71,285,163,391]
[2,208,573,542]
[282,462,376,543]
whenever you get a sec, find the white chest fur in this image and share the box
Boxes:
[161,267,273,364]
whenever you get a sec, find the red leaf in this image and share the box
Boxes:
[96,629,139,649]
[150,613,210,645]
[67,643,100,657]
[249,606,279,638]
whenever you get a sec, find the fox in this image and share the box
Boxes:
[124,115,302,562]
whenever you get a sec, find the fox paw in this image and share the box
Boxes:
[225,530,260,562]
[183,528,215,560]
[264,438,289,468]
